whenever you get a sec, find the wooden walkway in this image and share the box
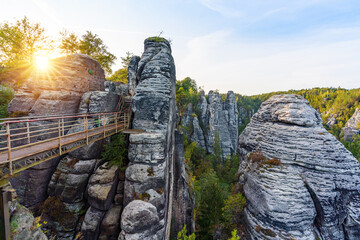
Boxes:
[0,123,122,164]
[0,105,132,179]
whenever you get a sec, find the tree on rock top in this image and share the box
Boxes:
[59,30,116,76]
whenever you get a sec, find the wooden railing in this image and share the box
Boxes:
[0,108,131,177]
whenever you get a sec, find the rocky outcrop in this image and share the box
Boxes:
[8,54,105,116]
[192,90,238,158]
[171,131,195,238]
[10,204,48,240]
[180,103,206,149]
[87,162,119,211]
[9,157,60,211]
[127,56,141,96]
[121,37,176,240]
[47,157,97,203]
[9,53,109,212]
[342,108,360,141]
[238,94,360,240]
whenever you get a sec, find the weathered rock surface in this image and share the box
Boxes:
[10,204,48,240]
[120,200,162,239]
[47,157,97,203]
[122,38,176,240]
[195,90,238,158]
[238,94,360,240]
[181,103,206,150]
[171,131,195,238]
[128,56,141,96]
[81,206,106,240]
[98,205,122,240]
[9,157,60,211]
[342,108,360,141]
[8,54,105,115]
[87,162,119,211]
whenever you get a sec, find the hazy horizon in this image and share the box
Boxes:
[1,0,360,95]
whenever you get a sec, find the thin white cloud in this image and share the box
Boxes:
[197,0,243,18]
[177,27,360,95]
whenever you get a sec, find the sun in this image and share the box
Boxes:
[35,55,50,71]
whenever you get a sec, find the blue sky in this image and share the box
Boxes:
[1,0,360,95]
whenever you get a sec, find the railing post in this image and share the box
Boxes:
[58,118,62,155]
[62,118,65,136]
[103,115,106,138]
[6,123,12,175]
[26,120,30,144]
[115,113,118,133]
[85,115,88,145]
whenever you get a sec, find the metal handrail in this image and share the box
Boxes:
[0,102,132,176]
[0,110,127,125]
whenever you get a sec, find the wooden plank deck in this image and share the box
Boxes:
[0,124,123,165]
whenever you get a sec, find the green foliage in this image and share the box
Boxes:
[194,169,228,239]
[59,30,116,75]
[107,68,128,83]
[10,219,18,233]
[121,51,133,68]
[59,30,79,55]
[222,193,246,232]
[0,16,50,68]
[228,229,240,240]
[177,225,196,240]
[0,85,14,118]
[147,36,166,42]
[343,135,360,163]
[101,133,128,169]
[237,87,360,139]
[107,52,134,83]
[176,77,199,116]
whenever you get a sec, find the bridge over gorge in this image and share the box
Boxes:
[0,96,137,239]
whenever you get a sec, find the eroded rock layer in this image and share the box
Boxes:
[181,90,238,159]
[238,94,360,240]
[121,38,176,240]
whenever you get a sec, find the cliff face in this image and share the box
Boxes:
[238,94,360,239]
[181,91,238,159]
[342,108,360,141]
[121,38,177,239]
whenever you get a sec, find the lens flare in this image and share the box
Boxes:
[35,55,50,71]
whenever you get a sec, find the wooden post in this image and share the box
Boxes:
[6,123,12,175]
[26,120,30,144]
[85,116,89,145]
[0,188,11,240]
[58,119,62,155]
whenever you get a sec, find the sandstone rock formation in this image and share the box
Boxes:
[9,157,60,211]
[342,108,360,141]
[238,94,360,240]
[6,52,129,240]
[182,90,238,158]
[10,204,48,240]
[171,131,195,238]
[121,37,178,239]
[8,54,106,116]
